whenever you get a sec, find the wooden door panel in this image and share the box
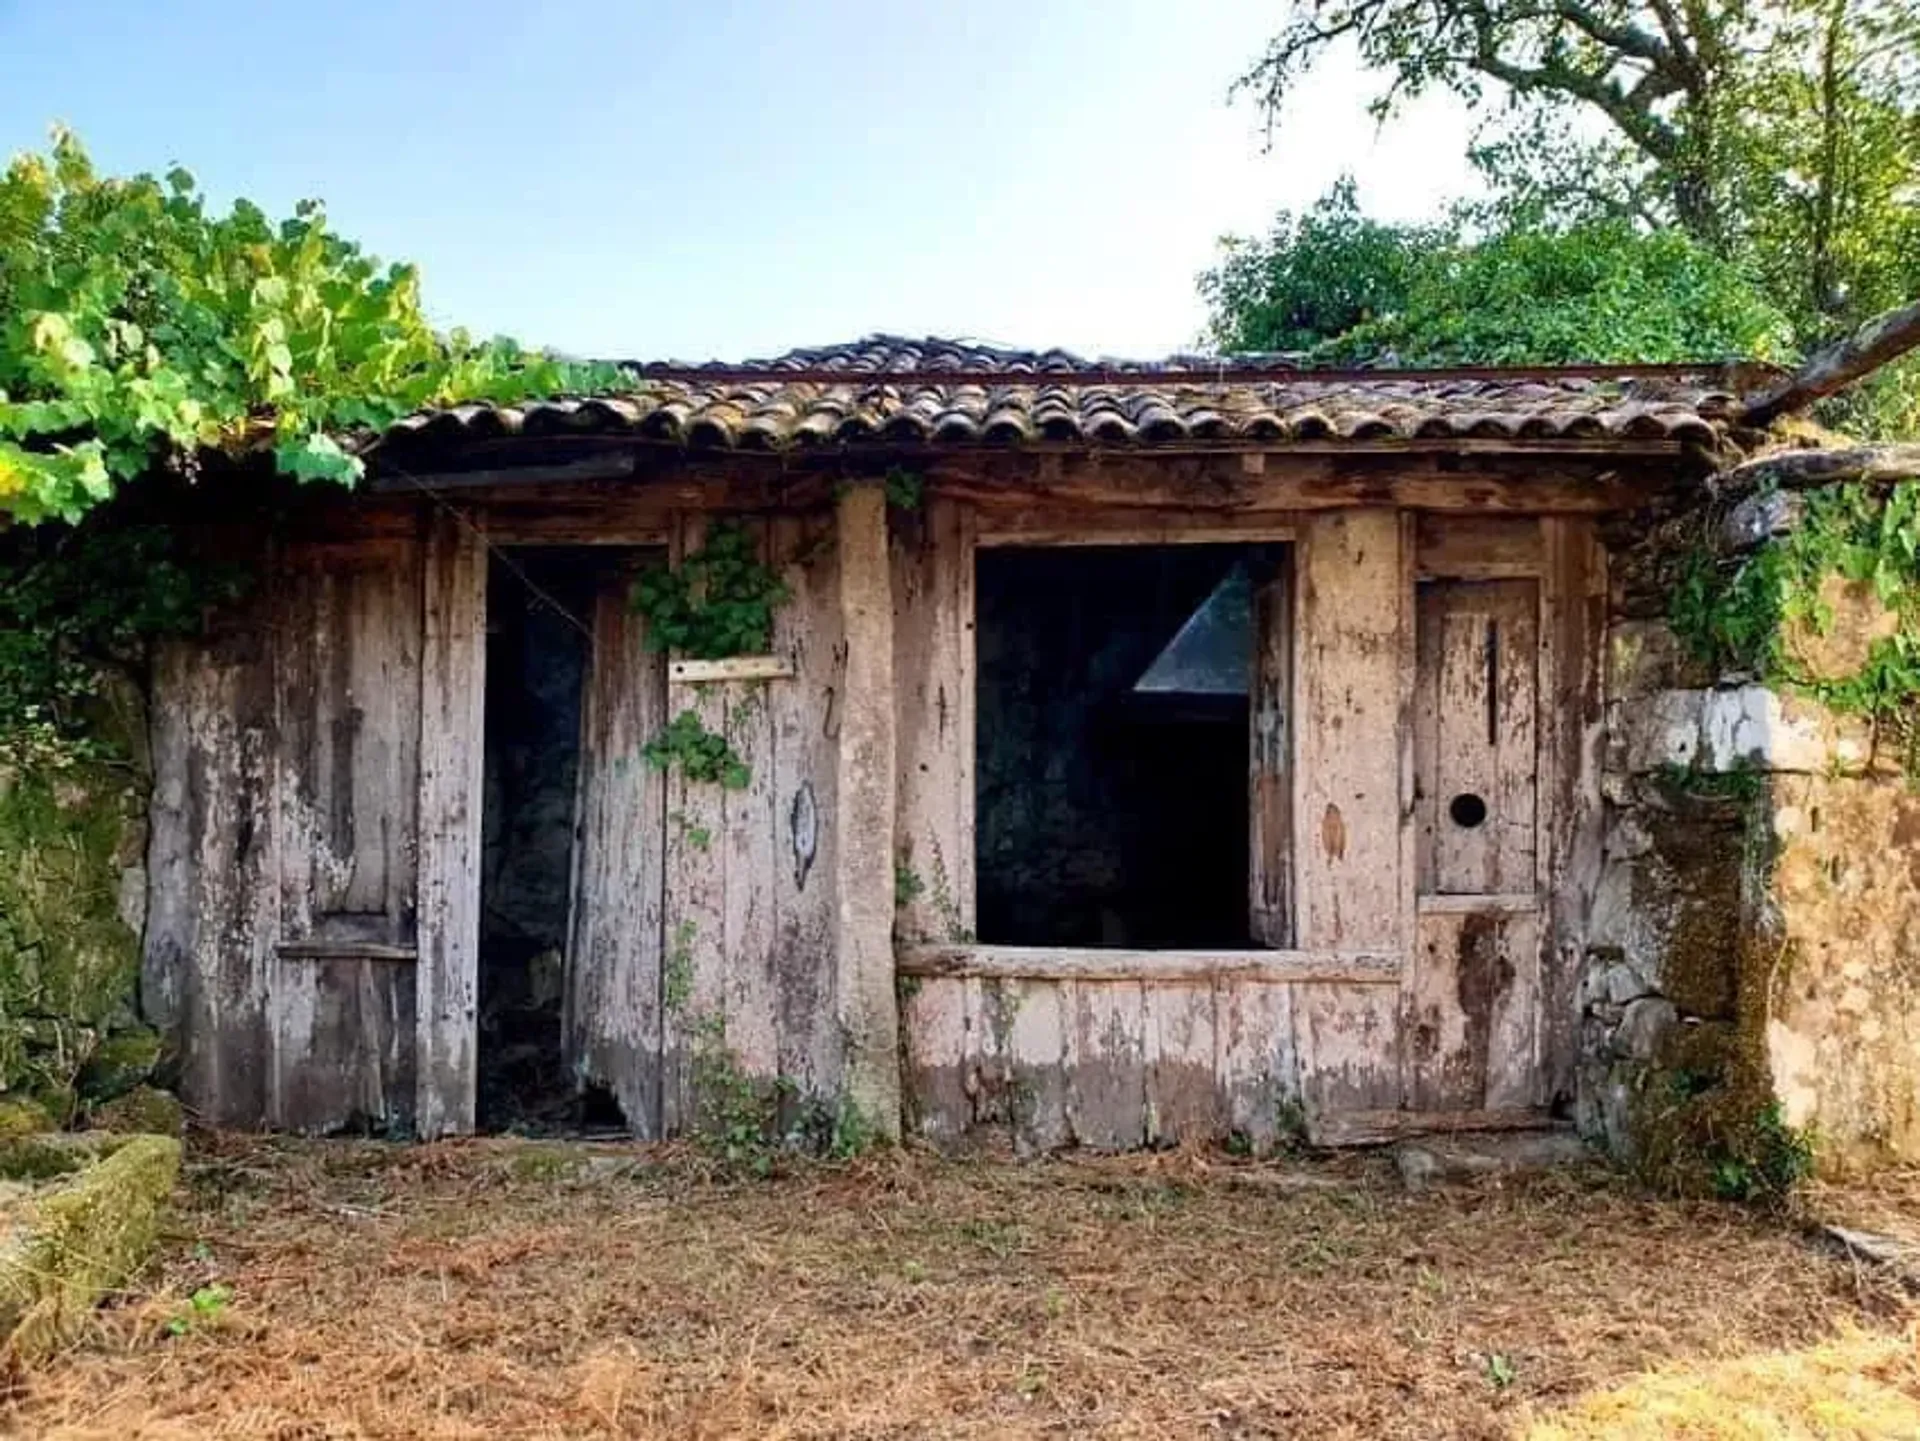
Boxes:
[1414,580,1539,896]
[270,538,425,1133]
[565,557,669,1136]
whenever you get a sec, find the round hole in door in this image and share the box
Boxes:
[1449,793,1489,829]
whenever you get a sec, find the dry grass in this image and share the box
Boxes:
[1524,1331,1920,1439]
[3,1135,1914,1439]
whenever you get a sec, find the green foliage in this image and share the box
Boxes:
[1202,187,1794,366]
[630,521,789,660]
[1672,480,1920,747]
[1708,1104,1817,1204]
[1655,759,1767,805]
[884,467,924,512]
[166,1282,233,1337]
[663,920,697,1014]
[1237,2,1920,434]
[1199,179,1447,355]
[0,128,625,522]
[685,1012,878,1176]
[0,516,247,757]
[1325,223,1794,367]
[893,861,926,909]
[642,710,750,789]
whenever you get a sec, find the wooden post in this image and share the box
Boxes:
[414,510,487,1139]
[835,483,903,1138]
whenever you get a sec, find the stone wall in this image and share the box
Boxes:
[1590,500,1920,1181]
[0,675,162,1133]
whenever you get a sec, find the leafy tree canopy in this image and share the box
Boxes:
[0,129,625,523]
[1233,2,1919,432]
[1200,182,1796,366]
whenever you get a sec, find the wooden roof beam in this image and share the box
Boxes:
[1742,298,1920,427]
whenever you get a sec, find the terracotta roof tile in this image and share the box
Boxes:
[375,335,1747,455]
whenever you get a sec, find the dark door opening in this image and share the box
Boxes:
[478,547,625,1133]
[976,542,1287,949]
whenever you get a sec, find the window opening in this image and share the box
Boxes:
[975,542,1286,949]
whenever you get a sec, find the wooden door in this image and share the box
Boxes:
[269,536,426,1133]
[1414,580,1539,895]
[564,558,669,1135]
[1406,578,1543,1112]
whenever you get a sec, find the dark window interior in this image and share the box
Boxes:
[478,548,624,1133]
[975,542,1285,949]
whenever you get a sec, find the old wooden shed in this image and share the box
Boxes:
[144,334,1869,1153]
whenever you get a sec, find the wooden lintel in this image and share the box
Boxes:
[1307,1108,1562,1148]
[896,945,1402,986]
[369,451,638,493]
[927,451,1680,516]
[276,941,419,963]
[975,511,1299,547]
[669,655,796,684]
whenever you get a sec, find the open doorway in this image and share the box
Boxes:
[975,542,1288,949]
[477,547,618,1133]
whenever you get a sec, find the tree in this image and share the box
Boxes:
[1199,185,1795,366]
[1240,1,1920,338]
[1198,181,1448,354]
[0,130,624,523]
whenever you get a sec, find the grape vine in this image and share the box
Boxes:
[0,128,626,523]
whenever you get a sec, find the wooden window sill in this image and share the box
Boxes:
[895,945,1399,985]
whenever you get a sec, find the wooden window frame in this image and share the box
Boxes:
[956,518,1304,971]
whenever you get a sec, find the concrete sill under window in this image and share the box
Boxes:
[894,946,1401,986]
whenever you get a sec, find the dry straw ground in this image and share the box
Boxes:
[4,1136,1916,1439]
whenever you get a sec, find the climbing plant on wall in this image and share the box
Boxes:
[629,519,791,790]
[1673,477,1920,755]
[630,521,790,659]
[0,129,625,523]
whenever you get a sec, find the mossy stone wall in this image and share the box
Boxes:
[0,690,157,1122]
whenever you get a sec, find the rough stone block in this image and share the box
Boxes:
[89,1085,184,1137]
[1623,689,1705,772]
[1615,997,1680,1062]
[0,1132,181,1362]
[76,1029,162,1104]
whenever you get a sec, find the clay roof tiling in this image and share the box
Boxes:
[377,336,1748,453]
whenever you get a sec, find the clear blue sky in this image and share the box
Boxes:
[0,1,1479,361]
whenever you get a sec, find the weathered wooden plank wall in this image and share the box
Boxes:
[269,537,424,1134]
[1290,509,1408,1119]
[901,974,1305,1151]
[1539,517,1608,1109]
[415,512,487,1138]
[899,503,1604,1150]
[891,496,975,945]
[565,555,668,1134]
[835,484,903,1134]
[144,623,278,1128]
[658,511,850,1133]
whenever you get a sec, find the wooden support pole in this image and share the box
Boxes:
[834,483,903,1137]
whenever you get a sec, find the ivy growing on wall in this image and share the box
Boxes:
[627,520,790,788]
[1672,478,1920,752]
[0,516,249,764]
[642,710,751,790]
[631,521,790,660]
